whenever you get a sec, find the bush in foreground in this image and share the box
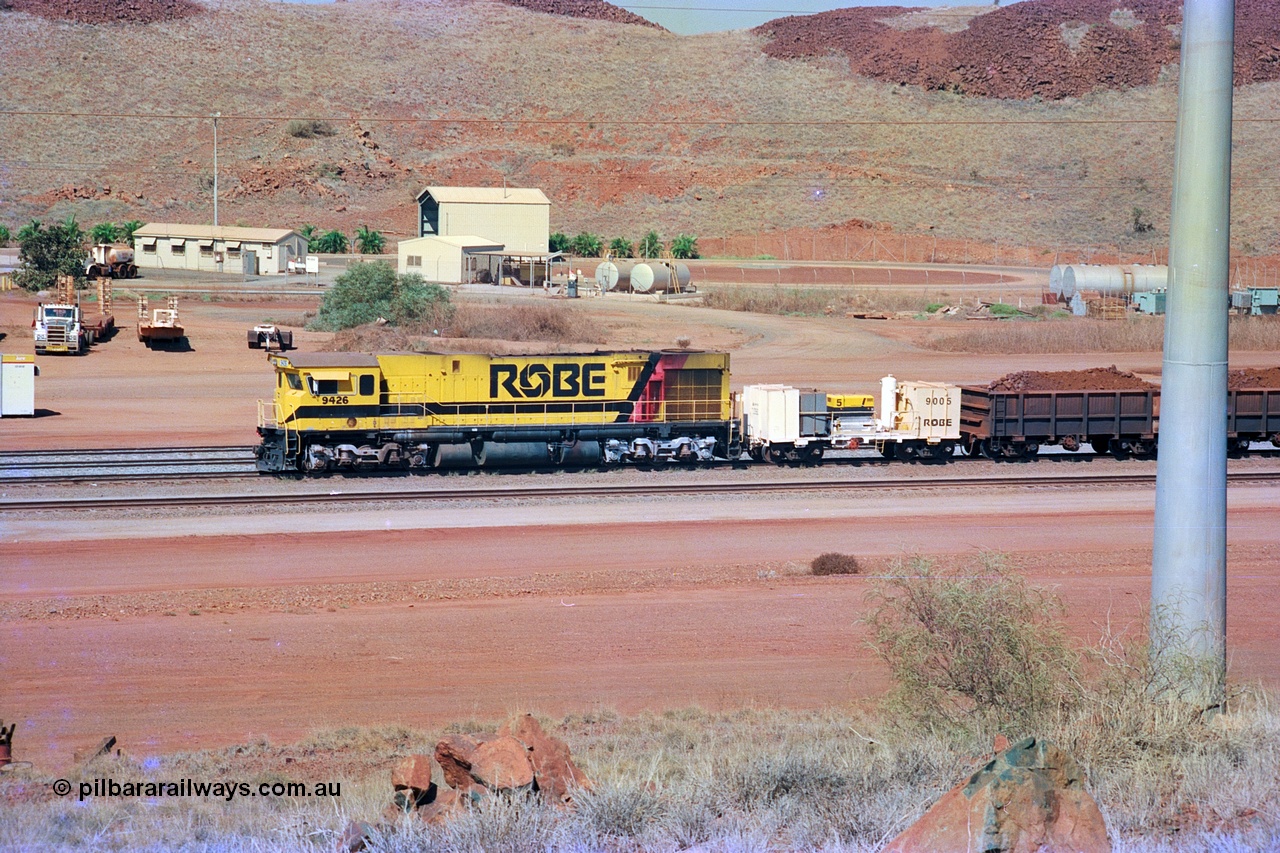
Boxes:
[309,261,452,331]
[811,552,860,576]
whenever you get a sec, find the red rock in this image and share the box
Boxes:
[416,786,462,824]
[391,754,436,792]
[499,714,591,805]
[434,733,485,794]
[883,737,1111,853]
[337,820,374,852]
[470,736,535,791]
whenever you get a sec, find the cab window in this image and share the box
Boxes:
[310,378,339,395]
[284,373,303,391]
[360,374,375,396]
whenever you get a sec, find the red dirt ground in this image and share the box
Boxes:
[2,274,1278,771]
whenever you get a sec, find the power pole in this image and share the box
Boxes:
[212,112,221,227]
[1151,0,1234,700]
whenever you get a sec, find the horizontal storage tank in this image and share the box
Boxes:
[1061,264,1168,299]
[594,260,637,292]
[1049,265,1067,299]
[631,262,693,294]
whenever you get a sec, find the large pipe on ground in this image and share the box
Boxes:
[1151,0,1233,700]
[1058,264,1168,299]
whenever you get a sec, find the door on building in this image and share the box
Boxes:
[243,251,258,276]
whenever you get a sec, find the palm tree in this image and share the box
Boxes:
[639,230,663,259]
[120,221,144,247]
[670,234,699,260]
[313,230,349,254]
[90,222,120,245]
[354,225,385,255]
[0,225,10,248]
[298,224,319,252]
[608,237,634,258]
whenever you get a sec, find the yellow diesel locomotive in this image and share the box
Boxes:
[255,350,735,473]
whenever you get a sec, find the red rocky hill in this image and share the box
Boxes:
[756,0,1280,100]
[4,0,203,24]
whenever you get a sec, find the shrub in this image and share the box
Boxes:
[569,232,603,257]
[925,302,945,313]
[987,302,1022,317]
[0,224,9,247]
[15,218,87,292]
[865,553,1079,732]
[309,262,452,331]
[313,229,348,254]
[810,553,860,576]
[670,233,699,260]
[354,225,385,255]
[549,232,570,253]
[639,230,663,258]
[89,222,119,245]
[285,118,336,139]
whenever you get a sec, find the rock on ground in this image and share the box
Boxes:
[883,736,1111,853]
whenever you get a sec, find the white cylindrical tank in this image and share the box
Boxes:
[629,262,691,294]
[1129,264,1169,292]
[879,375,897,430]
[631,263,660,293]
[1062,264,1168,298]
[595,260,636,292]
[1049,265,1067,299]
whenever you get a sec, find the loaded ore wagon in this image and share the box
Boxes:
[256,350,735,473]
[960,367,1159,459]
[1228,368,1280,452]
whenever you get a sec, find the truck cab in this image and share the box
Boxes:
[34,303,87,355]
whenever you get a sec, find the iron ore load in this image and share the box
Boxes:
[253,352,1280,474]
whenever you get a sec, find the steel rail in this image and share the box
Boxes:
[3,470,1277,513]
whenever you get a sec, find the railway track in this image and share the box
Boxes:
[2,444,1276,486]
[0,446,259,483]
[2,469,1277,513]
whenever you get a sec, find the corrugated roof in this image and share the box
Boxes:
[134,224,302,243]
[416,187,550,205]
[400,234,505,250]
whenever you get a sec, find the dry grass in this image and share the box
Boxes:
[443,302,607,345]
[922,315,1280,353]
[698,285,933,316]
[810,553,861,576]
[4,699,1275,852]
[2,3,1279,256]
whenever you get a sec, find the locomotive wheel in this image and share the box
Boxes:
[1019,442,1040,460]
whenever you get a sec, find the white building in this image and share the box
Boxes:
[399,186,558,284]
[398,235,504,284]
[416,186,550,253]
[133,224,308,275]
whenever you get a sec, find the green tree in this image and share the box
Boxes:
[298,224,319,252]
[90,222,120,245]
[608,237,634,258]
[313,229,349,254]
[670,233,699,260]
[569,232,603,257]
[120,220,143,247]
[549,232,570,253]
[15,220,88,292]
[354,225,386,255]
[309,261,452,331]
[639,230,663,258]
[0,224,10,247]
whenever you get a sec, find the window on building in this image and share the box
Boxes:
[227,247,241,258]
[170,241,186,255]
[407,255,422,267]
[141,240,157,255]
[199,242,214,257]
